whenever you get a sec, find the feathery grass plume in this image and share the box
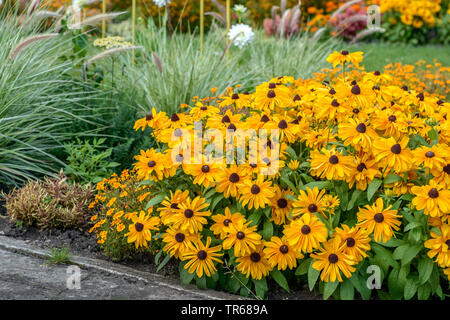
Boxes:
[311,27,326,42]
[8,33,59,60]
[85,46,143,66]
[79,12,126,27]
[152,52,163,73]
[334,14,368,34]
[351,27,385,43]
[205,12,225,26]
[330,0,362,20]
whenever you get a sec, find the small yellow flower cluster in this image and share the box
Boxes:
[380,0,442,28]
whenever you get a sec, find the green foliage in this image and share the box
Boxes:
[48,246,72,265]
[64,138,119,185]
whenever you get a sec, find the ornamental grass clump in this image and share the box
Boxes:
[90,51,449,300]
[3,173,94,230]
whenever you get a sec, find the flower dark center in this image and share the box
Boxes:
[428,188,439,199]
[346,237,356,247]
[353,108,360,114]
[175,233,185,243]
[171,113,180,122]
[222,115,231,123]
[250,252,261,262]
[236,231,245,240]
[148,160,156,168]
[201,165,210,173]
[446,240,450,248]
[267,90,276,98]
[388,115,397,122]
[328,254,339,264]
[228,123,237,132]
[184,209,194,218]
[341,50,349,55]
[374,213,384,223]
[308,204,318,213]
[260,115,270,122]
[301,225,311,235]
[331,99,340,107]
[197,250,207,260]
[437,100,444,105]
[223,219,232,227]
[444,164,450,174]
[232,93,239,100]
[357,163,367,172]
[200,106,208,111]
[390,144,402,154]
[229,173,240,183]
[329,155,339,164]
[401,85,408,91]
[373,85,380,91]
[329,88,336,95]
[146,114,153,121]
[374,70,381,76]
[417,93,424,101]
[263,157,271,166]
[250,163,257,168]
[279,245,289,254]
[351,85,361,95]
[135,222,144,232]
[268,83,276,89]
[277,198,288,208]
[293,94,301,101]
[356,123,366,133]
[170,203,179,209]
[425,151,435,158]
[175,154,184,163]
[251,185,261,194]
[278,120,288,129]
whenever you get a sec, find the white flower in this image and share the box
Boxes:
[228,24,254,49]
[233,4,247,14]
[153,0,170,8]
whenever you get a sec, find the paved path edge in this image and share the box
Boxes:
[0,235,244,300]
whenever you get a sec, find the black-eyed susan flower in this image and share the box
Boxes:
[270,185,294,225]
[263,236,303,270]
[333,224,371,262]
[373,136,413,173]
[338,118,379,152]
[412,144,449,171]
[283,213,328,253]
[411,182,450,217]
[162,227,201,258]
[166,196,211,233]
[223,220,262,257]
[181,237,223,278]
[239,176,275,210]
[134,148,167,181]
[326,50,363,68]
[310,148,353,181]
[215,164,248,198]
[357,198,401,243]
[158,190,190,225]
[183,158,222,189]
[235,244,272,280]
[347,154,380,191]
[311,238,356,282]
[254,81,292,111]
[125,211,160,249]
[292,187,326,218]
[133,108,169,131]
[322,194,340,214]
[424,223,450,268]
[210,208,246,240]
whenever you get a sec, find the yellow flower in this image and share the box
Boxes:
[283,213,328,253]
[210,208,246,240]
[238,176,275,210]
[411,182,450,217]
[326,50,363,68]
[181,237,223,278]
[165,196,211,233]
[424,224,450,268]
[125,211,160,249]
[223,220,262,257]
[263,236,303,270]
[235,245,272,280]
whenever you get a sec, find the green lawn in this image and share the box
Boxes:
[340,42,450,71]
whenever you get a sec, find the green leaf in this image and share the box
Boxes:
[280,175,297,194]
[247,212,262,227]
[417,283,431,300]
[404,278,418,300]
[347,190,362,211]
[418,257,434,285]
[303,181,332,191]
[308,260,320,291]
[195,276,207,289]
[404,221,422,232]
[383,174,403,185]
[179,262,194,286]
[323,281,339,300]
[295,258,312,276]
[271,269,290,293]
[427,128,439,145]
[367,179,382,201]
[253,278,268,299]
[388,269,404,300]
[401,244,422,266]
[372,243,398,268]
[262,219,274,241]
[156,254,171,272]
[393,244,409,260]
[145,194,166,210]
[340,279,354,300]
